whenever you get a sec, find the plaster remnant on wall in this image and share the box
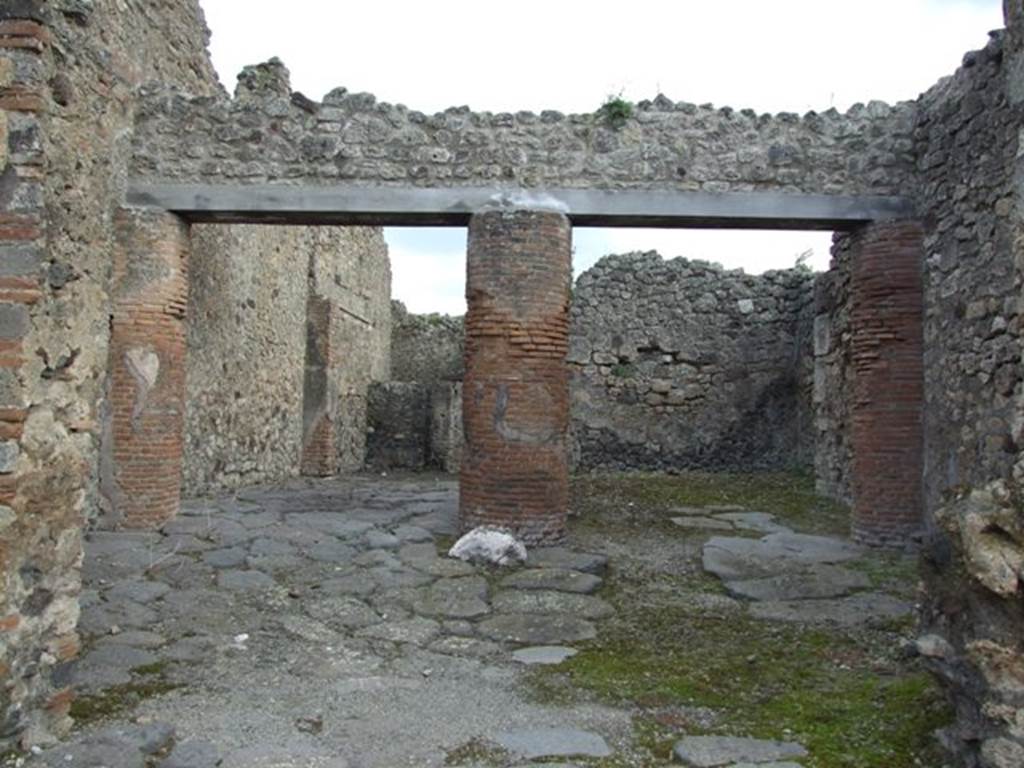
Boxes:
[124,346,159,428]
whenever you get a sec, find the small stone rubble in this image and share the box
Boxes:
[448,526,528,566]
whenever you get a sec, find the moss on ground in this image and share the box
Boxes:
[69,678,182,726]
[444,737,510,766]
[521,470,953,768]
[571,470,850,537]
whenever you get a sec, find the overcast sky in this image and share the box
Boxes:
[201,0,1004,314]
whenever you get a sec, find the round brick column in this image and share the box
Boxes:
[459,210,572,544]
[107,209,190,528]
[850,220,924,547]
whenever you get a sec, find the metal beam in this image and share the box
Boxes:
[127,182,915,230]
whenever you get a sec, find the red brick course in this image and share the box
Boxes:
[300,294,337,476]
[108,209,190,528]
[849,220,925,546]
[459,210,572,544]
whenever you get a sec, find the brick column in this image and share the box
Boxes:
[849,220,924,546]
[107,209,190,528]
[300,292,336,476]
[459,210,572,544]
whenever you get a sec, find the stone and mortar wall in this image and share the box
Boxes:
[183,225,307,494]
[912,21,1024,768]
[811,236,854,505]
[916,31,1020,513]
[390,300,463,385]
[309,226,391,472]
[379,300,463,472]
[129,70,918,196]
[0,0,223,749]
[384,253,818,476]
[185,224,389,493]
[569,252,815,472]
[365,381,430,471]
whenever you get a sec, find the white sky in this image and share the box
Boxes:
[201,0,1004,314]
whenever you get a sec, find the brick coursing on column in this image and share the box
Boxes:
[849,220,925,546]
[459,210,572,544]
[106,209,190,528]
[300,293,336,476]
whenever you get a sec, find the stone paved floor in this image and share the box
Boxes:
[11,474,933,768]
[33,476,634,768]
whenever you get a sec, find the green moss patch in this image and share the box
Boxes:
[444,737,510,766]
[527,470,955,767]
[70,678,183,726]
[572,470,850,537]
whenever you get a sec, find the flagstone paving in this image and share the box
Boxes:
[12,473,946,768]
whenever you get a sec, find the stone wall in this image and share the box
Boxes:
[569,252,816,472]
[184,224,390,495]
[812,236,854,505]
[0,0,223,749]
[390,301,463,385]
[912,23,1024,768]
[309,226,391,472]
[129,77,918,197]
[365,382,430,471]
[916,31,1020,513]
[183,225,307,494]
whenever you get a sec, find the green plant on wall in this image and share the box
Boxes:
[598,92,634,128]
[610,363,634,378]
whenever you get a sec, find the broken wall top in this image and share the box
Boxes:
[128,58,919,199]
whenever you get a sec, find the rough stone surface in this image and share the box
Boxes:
[448,527,527,567]
[526,548,609,575]
[158,739,222,768]
[912,27,1024,764]
[184,225,390,494]
[672,735,807,767]
[365,382,430,470]
[723,567,870,601]
[921,482,1024,765]
[748,593,913,625]
[702,533,861,581]
[130,81,918,196]
[493,728,612,760]
[0,0,223,747]
[501,568,603,595]
[477,614,598,645]
[390,301,463,386]
[569,253,815,472]
[511,646,579,665]
[812,236,854,505]
[701,527,910,627]
[3,0,1023,759]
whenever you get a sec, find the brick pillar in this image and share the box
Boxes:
[459,210,572,544]
[107,209,190,528]
[300,292,336,476]
[849,220,924,546]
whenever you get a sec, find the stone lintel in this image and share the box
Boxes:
[127,183,914,230]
